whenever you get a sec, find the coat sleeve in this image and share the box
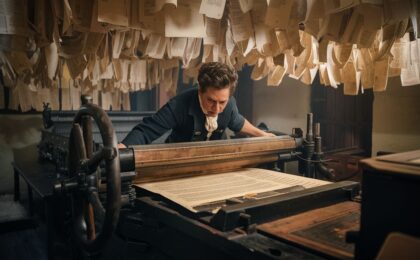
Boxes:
[121,99,180,145]
[227,97,245,132]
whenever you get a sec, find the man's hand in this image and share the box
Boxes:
[261,131,276,137]
[240,119,277,137]
[118,143,127,149]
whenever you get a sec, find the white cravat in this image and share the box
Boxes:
[198,94,218,140]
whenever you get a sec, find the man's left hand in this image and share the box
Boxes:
[262,132,276,137]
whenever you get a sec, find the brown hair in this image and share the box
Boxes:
[198,62,238,95]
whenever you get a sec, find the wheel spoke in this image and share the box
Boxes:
[69,123,87,176]
[84,149,104,174]
[81,115,93,158]
[87,189,105,224]
[83,200,96,240]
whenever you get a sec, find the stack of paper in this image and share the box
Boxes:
[0,0,419,112]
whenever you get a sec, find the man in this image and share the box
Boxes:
[119,62,274,147]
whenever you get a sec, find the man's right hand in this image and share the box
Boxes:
[118,143,127,149]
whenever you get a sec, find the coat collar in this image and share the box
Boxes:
[188,88,203,117]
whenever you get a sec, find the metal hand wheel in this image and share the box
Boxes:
[58,98,121,254]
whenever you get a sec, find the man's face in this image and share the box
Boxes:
[198,86,230,117]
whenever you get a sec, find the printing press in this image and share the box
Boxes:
[37,99,365,260]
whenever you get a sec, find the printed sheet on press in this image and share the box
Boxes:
[135,168,330,212]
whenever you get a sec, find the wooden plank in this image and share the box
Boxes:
[360,156,420,177]
[375,150,420,167]
[134,154,278,183]
[258,201,360,259]
[132,136,297,183]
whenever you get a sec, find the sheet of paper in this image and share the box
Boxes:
[96,34,109,74]
[169,65,179,95]
[149,59,161,87]
[254,23,273,55]
[199,0,226,19]
[318,38,329,63]
[250,0,266,25]
[70,0,94,32]
[128,60,146,91]
[342,60,359,95]
[84,33,105,55]
[390,35,409,69]
[288,25,304,57]
[145,34,163,58]
[333,43,353,67]
[34,0,52,47]
[284,50,295,76]
[70,83,81,110]
[373,56,390,92]
[169,37,188,58]
[121,92,131,110]
[89,0,108,33]
[204,17,221,45]
[135,168,329,212]
[0,0,28,36]
[242,36,255,57]
[135,0,165,33]
[112,31,125,59]
[383,0,411,24]
[293,32,312,79]
[300,67,318,85]
[16,80,33,112]
[229,0,253,43]
[275,30,291,54]
[66,56,87,79]
[211,44,221,62]
[401,64,420,86]
[322,12,346,42]
[326,43,338,88]
[239,0,253,13]
[61,86,72,110]
[121,30,141,58]
[120,59,130,85]
[225,27,235,56]
[251,59,269,80]
[4,51,32,75]
[305,0,324,21]
[154,0,177,12]
[267,65,287,86]
[265,0,293,30]
[98,0,129,27]
[409,40,420,66]
[61,0,72,34]
[59,32,87,58]
[101,91,112,110]
[111,91,121,111]
[319,64,328,85]
[324,0,359,14]
[182,38,202,67]
[411,11,419,39]
[45,41,59,80]
[202,44,212,62]
[164,0,206,38]
[341,9,364,44]
[160,68,173,91]
[357,49,373,89]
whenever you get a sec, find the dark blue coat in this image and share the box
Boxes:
[121,88,245,145]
